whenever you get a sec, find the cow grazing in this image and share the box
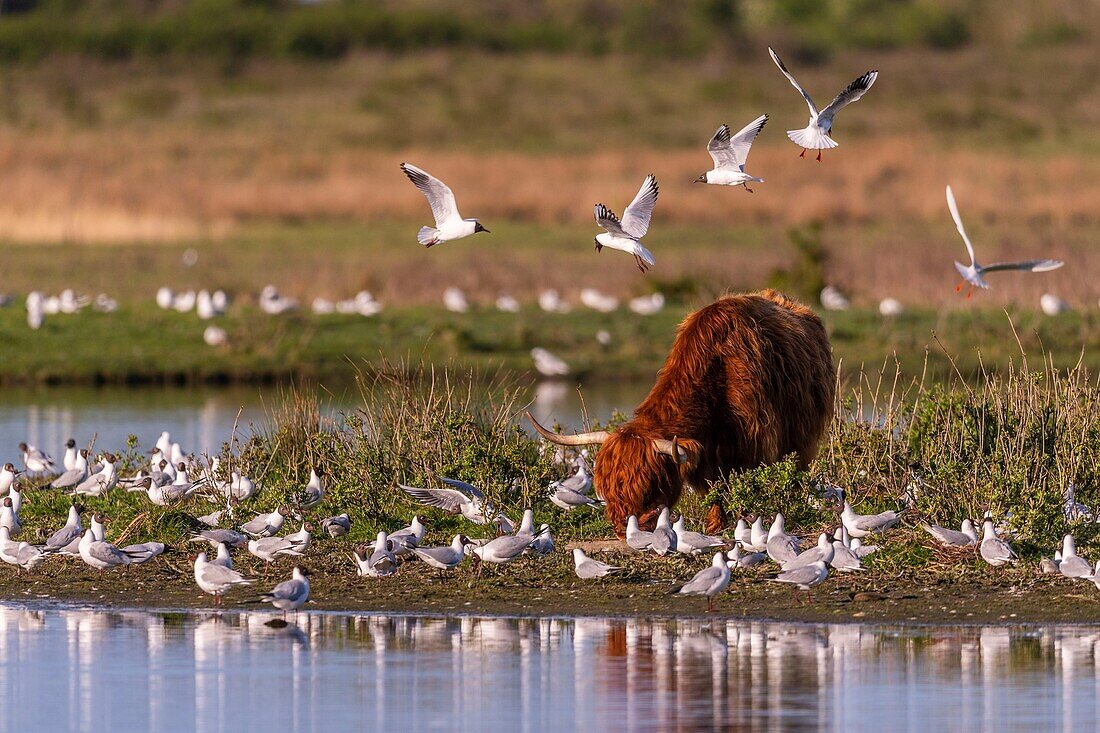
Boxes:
[529,290,835,537]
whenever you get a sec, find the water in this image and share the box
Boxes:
[0,605,1096,733]
[0,381,648,460]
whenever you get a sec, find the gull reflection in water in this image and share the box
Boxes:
[0,606,1097,732]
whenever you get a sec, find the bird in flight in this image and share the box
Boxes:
[768,47,877,161]
[946,185,1063,298]
[594,174,659,273]
[696,114,768,192]
[400,163,489,247]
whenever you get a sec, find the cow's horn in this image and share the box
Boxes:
[653,437,686,464]
[526,411,610,446]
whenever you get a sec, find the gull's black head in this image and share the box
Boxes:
[694,173,707,183]
[474,221,489,234]
[66,439,76,449]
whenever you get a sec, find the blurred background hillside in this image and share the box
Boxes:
[0,0,1097,381]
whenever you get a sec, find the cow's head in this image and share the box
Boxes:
[527,411,701,536]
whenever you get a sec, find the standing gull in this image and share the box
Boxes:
[399,163,489,247]
[412,535,471,574]
[1057,534,1093,581]
[946,185,1064,297]
[261,567,311,616]
[593,175,659,272]
[670,552,730,612]
[695,115,768,192]
[767,47,877,161]
[769,561,829,603]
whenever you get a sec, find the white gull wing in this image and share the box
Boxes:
[981,259,1064,274]
[818,70,878,125]
[619,175,659,239]
[708,115,768,172]
[438,477,486,501]
[398,484,475,513]
[768,47,818,116]
[400,163,461,227]
[946,185,977,267]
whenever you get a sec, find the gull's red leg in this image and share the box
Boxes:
[800,149,806,158]
[816,150,822,162]
[955,283,963,293]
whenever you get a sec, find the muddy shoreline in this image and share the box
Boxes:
[2,550,1098,626]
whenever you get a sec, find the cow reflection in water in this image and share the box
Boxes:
[1,607,1097,732]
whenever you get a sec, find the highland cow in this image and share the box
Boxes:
[529,290,834,537]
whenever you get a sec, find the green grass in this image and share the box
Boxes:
[2,296,1100,386]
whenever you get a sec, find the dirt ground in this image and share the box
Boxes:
[3,543,1098,625]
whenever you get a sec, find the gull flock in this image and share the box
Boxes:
[0,432,1091,616]
[13,46,1069,346]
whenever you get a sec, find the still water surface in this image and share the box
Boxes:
[0,605,1095,733]
[0,381,647,458]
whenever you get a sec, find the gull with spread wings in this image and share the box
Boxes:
[947,185,1063,298]
[695,114,768,192]
[768,47,877,161]
[400,162,489,247]
[593,174,659,272]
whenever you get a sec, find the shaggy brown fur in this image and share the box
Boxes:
[591,290,835,536]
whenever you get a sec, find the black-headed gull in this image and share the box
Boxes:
[572,547,621,579]
[247,536,304,563]
[0,497,20,538]
[262,567,311,615]
[240,506,292,538]
[193,551,252,605]
[51,450,89,490]
[45,504,85,551]
[922,518,978,547]
[293,467,324,509]
[400,162,489,247]
[769,560,829,602]
[399,478,497,525]
[1058,534,1093,580]
[768,46,877,161]
[726,543,767,569]
[672,516,725,555]
[670,552,730,612]
[190,528,249,548]
[782,533,834,570]
[62,439,78,471]
[765,513,800,564]
[412,534,471,573]
[321,513,351,538]
[946,185,1063,297]
[593,174,659,272]
[78,529,139,571]
[979,517,1017,567]
[840,493,901,538]
[19,442,54,474]
[696,115,768,192]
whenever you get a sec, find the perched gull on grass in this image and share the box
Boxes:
[651,508,678,556]
[726,543,767,569]
[840,493,901,538]
[45,504,85,552]
[695,114,768,192]
[922,518,978,547]
[247,536,304,563]
[550,484,602,511]
[293,467,325,510]
[947,184,1063,297]
[594,174,659,272]
[240,506,292,538]
[979,517,1018,567]
[1057,534,1093,581]
[352,532,397,577]
[572,547,622,579]
[670,552,730,612]
[321,513,351,538]
[672,516,725,555]
[400,162,489,247]
[768,46,877,161]
[19,442,54,474]
[765,513,800,565]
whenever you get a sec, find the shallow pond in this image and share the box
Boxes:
[0,381,648,459]
[0,604,1095,732]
